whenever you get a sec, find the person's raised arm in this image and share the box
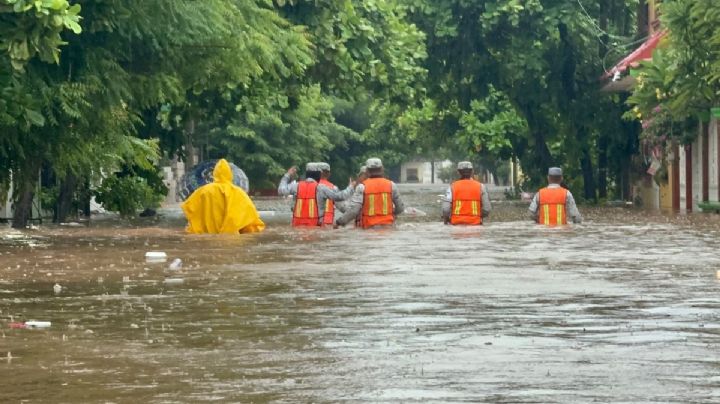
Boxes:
[278,166,298,196]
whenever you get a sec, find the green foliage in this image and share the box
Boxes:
[398,0,640,198]
[0,0,81,70]
[437,164,456,183]
[94,175,164,217]
[457,87,526,157]
[1,0,650,226]
[628,0,720,145]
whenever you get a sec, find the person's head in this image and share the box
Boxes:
[547,167,563,184]
[456,161,474,179]
[318,162,331,179]
[357,165,368,182]
[365,158,384,178]
[305,163,321,182]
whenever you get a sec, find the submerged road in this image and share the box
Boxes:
[2,189,720,402]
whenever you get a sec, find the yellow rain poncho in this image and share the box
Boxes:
[181,159,265,234]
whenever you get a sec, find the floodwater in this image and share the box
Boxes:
[2,189,720,402]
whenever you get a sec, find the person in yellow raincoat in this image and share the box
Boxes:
[181,159,265,234]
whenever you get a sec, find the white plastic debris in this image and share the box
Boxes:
[25,321,51,329]
[145,251,167,263]
[168,258,183,271]
[53,283,62,294]
[163,278,184,285]
[402,207,427,217]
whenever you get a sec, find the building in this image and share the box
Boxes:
[399,160,453,184]
[602,0,720,212]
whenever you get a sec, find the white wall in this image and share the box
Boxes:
[679,122,719,211]
[0,180,12,219]
[710,119,719,203]
[400,160,453,184]
[679,144,687,211]
[400,161,425,183]
[692,131,702,211]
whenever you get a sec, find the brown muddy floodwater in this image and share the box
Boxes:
[2,190,720,403]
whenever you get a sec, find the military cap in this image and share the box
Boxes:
[318,162,331,171]
[305,162,321,172]
[548,167,563,176]
[366,158,383,169]
[457,161,473,170]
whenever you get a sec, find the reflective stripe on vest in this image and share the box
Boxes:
[450,179,483,225]
[319,179,335,225]
[361,178,394,228]
[292,181,319,227]
[538,187,568,226]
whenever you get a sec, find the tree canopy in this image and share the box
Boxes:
[628,0,720,146]
[1,0,664,226]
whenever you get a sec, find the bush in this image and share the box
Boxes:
[438,165,457,183]
[95,175,164,217]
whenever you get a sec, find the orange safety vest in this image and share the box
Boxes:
[450,179,483,225]
[319,178,335,225]
[537,187,568,225]
[361,177,394,228]
[292,181,319,227]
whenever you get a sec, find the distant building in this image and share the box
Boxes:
[399,160,453,184]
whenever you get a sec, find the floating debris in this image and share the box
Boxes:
[53,283,62,294]
[25,321,51,329]
[168,258,183,271]
[145,251,167,263]
[163,278,184,285]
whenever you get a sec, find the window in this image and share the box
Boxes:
[406,168,419,182]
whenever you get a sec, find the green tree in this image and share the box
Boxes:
[398,0,640,199]
[628,0,720,146]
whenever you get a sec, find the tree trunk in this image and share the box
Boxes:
[11,186,35,229]
[533,129,554,171]
[82,179,91,217]
[580,148,596,201]
[11,161,42,229]
[598,136,608,199]
[54,173,78,223]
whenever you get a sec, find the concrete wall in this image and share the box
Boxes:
[677,119,720,211]
[400,160,452,184]
[692,132,702,211]
[0,180,12,219]
[679,144,687,210]
[710,119,720,202]
[162,158,186,205]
